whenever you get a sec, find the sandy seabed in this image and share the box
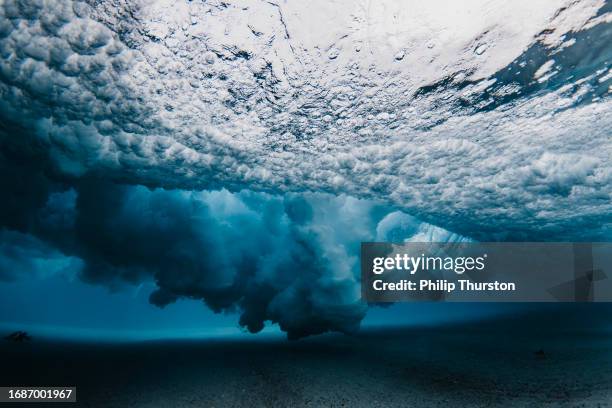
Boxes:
[1,314,612,407]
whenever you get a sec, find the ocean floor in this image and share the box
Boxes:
[1,313,612,407]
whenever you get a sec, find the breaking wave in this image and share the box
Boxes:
[0,0,610,337]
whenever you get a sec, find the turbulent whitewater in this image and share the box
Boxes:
[1,0,611,239]
[0,0,610,337]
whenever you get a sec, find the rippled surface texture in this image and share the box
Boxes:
[1,0,610,240]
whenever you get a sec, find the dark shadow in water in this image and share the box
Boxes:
[1,304,611,407]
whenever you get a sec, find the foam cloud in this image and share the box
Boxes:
[0,163,464,337]
[71,184,377,338]
[2,134,408,338]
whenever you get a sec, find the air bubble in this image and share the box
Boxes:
[204,52,215,64]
